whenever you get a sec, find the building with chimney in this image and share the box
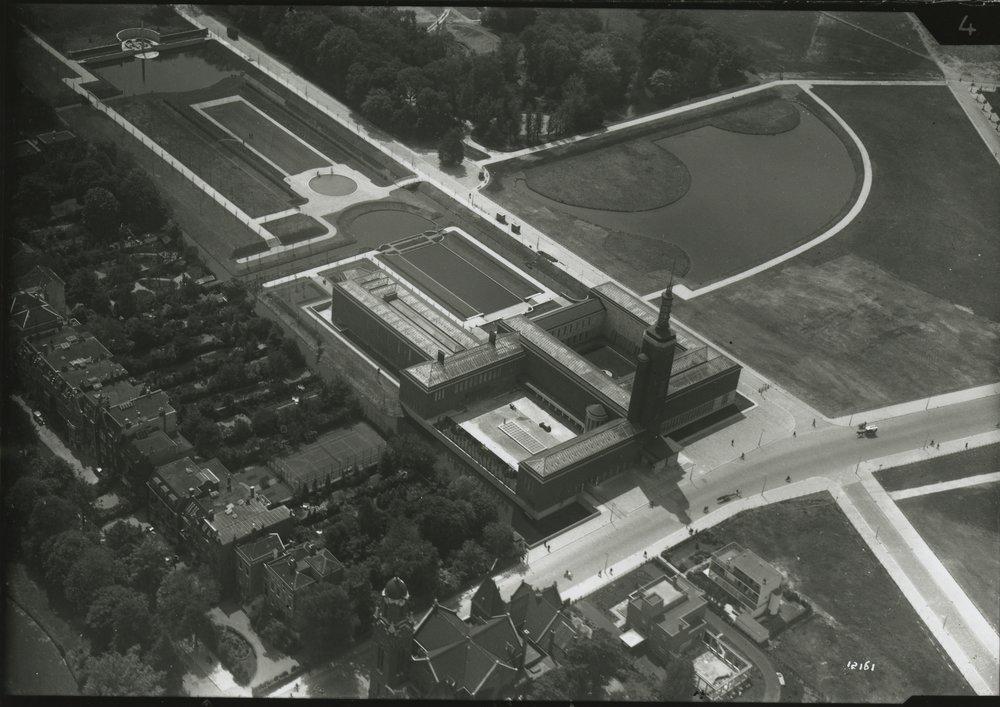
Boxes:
[309,234,741,521]
[368,576,580,700]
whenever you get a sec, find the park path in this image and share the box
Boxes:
[13,395,98,485]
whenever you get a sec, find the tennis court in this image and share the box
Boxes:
[201,97,330,175]
[269,422,386,490]
[378,233,539,319]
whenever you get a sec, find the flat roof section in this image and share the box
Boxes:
[459,395,577,469]
[404,333,524,389]
[522,417,638,478]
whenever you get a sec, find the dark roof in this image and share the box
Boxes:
[154,456,223,499]
[508,582,572,650]
[413,605,522,698]
[9,292,62,332]
[471,578,505,620]
[210,500,291,546]
[235,533,286,564]
[105,390,174,428]
[18,264,64,291]
[532,298,604,332]
[129,429,194,466]
[404,333,523,388]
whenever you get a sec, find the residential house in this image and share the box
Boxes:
[262,541,344,619]
[707,543,784,619]
[622,574,707,661]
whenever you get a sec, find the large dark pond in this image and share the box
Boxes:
[350,209,437,242]
[89,43,242,96]
[527,104,858,287]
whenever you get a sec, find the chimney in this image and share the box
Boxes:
[250,485,256,499]
[272,547,279,561]
[188,486,196,498]
[227,476,232,492]
[437,350,445,365]
[488,330,497,347]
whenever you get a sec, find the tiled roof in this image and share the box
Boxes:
[591,282,702,350]
[522,418,639,478]
[211,501,291,546]
[130,430,193,465]
[415,608,522,698]
[532,298,604,331]
[305,548,343,578]
[507,582,570,649]
[471,578,505,619]
[336,276,445,360]
[235,533,285,563]
[9,292,62,331]
[503,315,630,411]
[18,264,64,290]
[404,333,523,388]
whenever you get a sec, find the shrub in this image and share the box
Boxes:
[261,618,299,654]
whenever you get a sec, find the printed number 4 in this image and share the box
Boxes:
[959,15,977,37]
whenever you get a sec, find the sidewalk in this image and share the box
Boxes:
[888,472,1000,501]
[836,478,999,695]
[830,382,1000,426]
[13,395,98,485]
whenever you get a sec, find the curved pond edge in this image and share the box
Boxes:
[669,84,873,301]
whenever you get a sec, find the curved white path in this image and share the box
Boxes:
[669,84,873,300]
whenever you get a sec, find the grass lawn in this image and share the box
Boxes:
[685,10,941,79]
[20,3,194,53]
[876,444,1000,492]
[489,86,859,294]
[203,100,329,175]
[676,85,1000,416]
[263,214,330,245]
[111,82,301,218]
[707,493,972,701]
[897,483,1000,632]
[524,140,690,212]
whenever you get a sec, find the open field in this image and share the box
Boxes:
[684,10,941,79]
[876,444,1000,493]
[707,493,971,701]
[675,85,1000,416]
[19,3,194,53]
[202,99,329,175]
[262,214,331,246]
[897,482,1000,632]
[489,86,859,291]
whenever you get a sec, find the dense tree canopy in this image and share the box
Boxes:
[81,647,165,696]
[85,585,152,653]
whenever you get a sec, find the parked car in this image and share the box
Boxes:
[32,410,45,425]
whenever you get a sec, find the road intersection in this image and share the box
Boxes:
[172,6,1000,696]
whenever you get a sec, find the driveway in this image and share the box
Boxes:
[704,611,781,701]
[209,607,299,690]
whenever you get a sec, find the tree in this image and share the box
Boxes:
[417,496,474,556]
[560,629,631,698]
[41,529,96,591]
[551,75,604,137]
[450,540,492,585]
[81,647,165,696]
[482,521,522,562]
[657,654,697,701]
[579,46,623,109]
[12,175,54,222]
[103,520,144,556]
[377,520,440,601]
[27,495,79,551]
[293,582,359,656]
[361,88,398,131]
[529,666,578,699]
[437,128,465,168]
[155,566,217,643]
[65,546,119,610]
[116,169,167,232]
[85,585,151,653]
[66,270,111,315]
[125,534,172,597]
[82,187,120,241]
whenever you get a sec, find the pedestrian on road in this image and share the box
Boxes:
[936,443,940,449]
[786,475,791,483]
[598,570,602,577]
[965,442,969,449]
[793,430,796,437]
[643,550,648,559]
[812,418,816,427]
[740,452,745,460]
[609,567,613,576]
[731,439,735,447]
[930,439,934,446]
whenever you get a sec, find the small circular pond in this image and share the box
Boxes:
[309,174,358,197]
[349,209,436,241]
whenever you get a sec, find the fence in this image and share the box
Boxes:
[266,441,385,494]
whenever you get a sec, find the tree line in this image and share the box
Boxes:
[221,6,748,150]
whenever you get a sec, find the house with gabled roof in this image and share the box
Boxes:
[369,575,579,699]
